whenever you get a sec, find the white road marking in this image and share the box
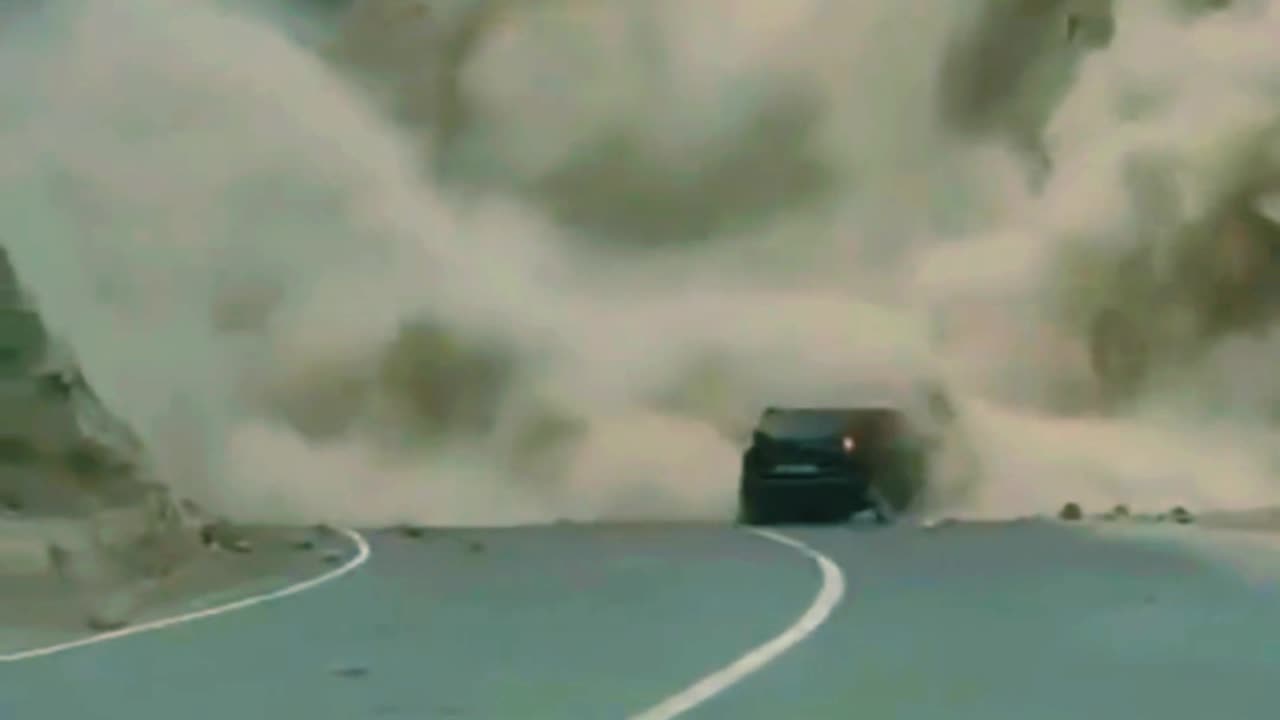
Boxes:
[0,528,371,663]
[630,527,847,720]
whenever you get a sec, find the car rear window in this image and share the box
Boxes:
[757,408,900,440]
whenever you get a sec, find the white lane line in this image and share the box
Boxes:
[630,527,847,720]
[0,528,371,663]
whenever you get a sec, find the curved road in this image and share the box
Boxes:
[4,521,1280,719]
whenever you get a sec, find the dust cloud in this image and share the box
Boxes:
[0,0,1277,526]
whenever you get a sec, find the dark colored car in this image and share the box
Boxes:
[737,406,931,526]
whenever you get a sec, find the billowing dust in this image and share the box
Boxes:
[0,0,1277,525]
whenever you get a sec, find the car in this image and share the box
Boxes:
[737,396,948,526]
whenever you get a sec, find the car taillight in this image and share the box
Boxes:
[841,435,856,453]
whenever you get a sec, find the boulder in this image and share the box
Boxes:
[200,520,252,553]
[397,524,426,539]
[1101,503,1130,521]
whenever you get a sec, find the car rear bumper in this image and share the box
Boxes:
[741,474,871,514]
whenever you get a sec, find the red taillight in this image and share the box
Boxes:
[841,435,856,453]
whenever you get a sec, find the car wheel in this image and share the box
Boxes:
[870,507,892,526]
[864,485,897,526]
[873,474,915,514]
[736,490,773,526]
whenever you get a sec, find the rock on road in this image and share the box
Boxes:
[4,519,1280,719]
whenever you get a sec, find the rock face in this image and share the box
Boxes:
[29,484,205,631]
[0,248,149,520]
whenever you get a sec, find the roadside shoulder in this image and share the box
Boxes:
[0,524,362,659]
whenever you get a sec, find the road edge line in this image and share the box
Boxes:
[629,527,846,720]
[0,527,371,663]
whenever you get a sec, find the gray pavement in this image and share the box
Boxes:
[699,521,1280,720]
[4,520,1280,719]
[0,525,816,720]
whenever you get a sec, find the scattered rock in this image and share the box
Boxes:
[1058,502,1083,521]
[292,538,316,551]
[86,613,129,632]
[322,549,345,565]
[1101,504,1130,521]
[84,588,135,633]
[332,664,369,679]
[921,517,957,530]
[1169,506,1194,524]
[465,540,486,554]
[200,520,253,553]
[398,524,426,539]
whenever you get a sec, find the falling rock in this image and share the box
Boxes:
[199,522,222,549]
[47,543,72,579]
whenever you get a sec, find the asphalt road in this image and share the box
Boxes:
[4,520,1280,719]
